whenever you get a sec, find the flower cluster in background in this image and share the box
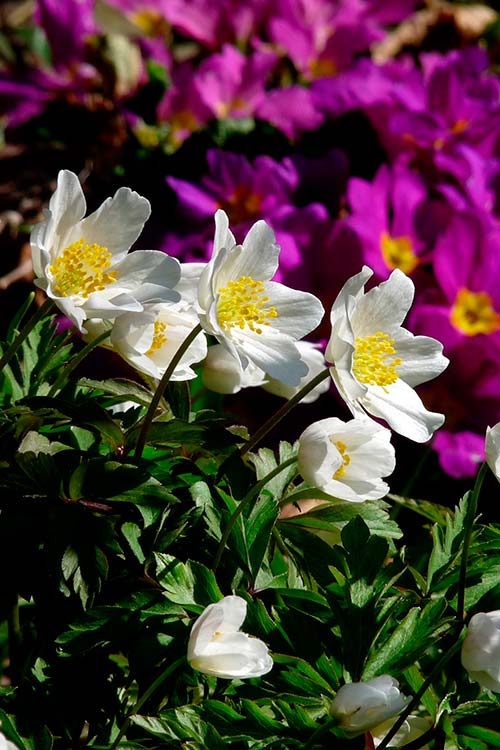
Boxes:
[1,0,500,482]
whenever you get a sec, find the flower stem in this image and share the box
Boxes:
[212,455,298,572]
[376,634,463,750]
[7,593,22,685]
[0,297,55,373]
[110,656,185,749]
[48,330,111,396]
[133,323,203,460]
[240,368,331,458]
[456,461,488,624]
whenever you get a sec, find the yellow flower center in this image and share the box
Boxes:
[450,288,500,336]
[217,276,278,334]
[380,232,419,274]
[49,238,118,298]
[308,57,337,79]
[352,331,402,387]
[331,440,351,479]
[219,184,262,225]
[131,9,169,36]
[146,321,168,355]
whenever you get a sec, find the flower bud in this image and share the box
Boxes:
[485,423,500,481]
[330,675,409,735]
[188,595,273,679]
[461,610,500,692]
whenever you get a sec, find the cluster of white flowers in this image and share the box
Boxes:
[31,171,459,705]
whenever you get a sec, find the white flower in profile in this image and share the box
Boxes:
[330,676,409,735]
[31,170,181,332]
[326,266,448,443]
[263,341,330,403]
[461,610,500,692]
[106,303,208,381]
[371,715,431,748]
[202,343,267,394]
[485,423,500,481]
[188,595,273,679]
[197,209,324,387]
[298,417,395,502]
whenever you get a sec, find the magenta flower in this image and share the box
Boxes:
[196,44,278,120]
[35,0,96,68]
[256,86,324,139]
[343,161,437,282]
[410,211,500,353]
[156,63,212,149]
[433,430,485,479]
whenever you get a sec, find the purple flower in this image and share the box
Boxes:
[410,211,500,352]
[433,430,485,479]
[256,86,324,139]
[35,0,96,68]
[343,160,449,282]
[156,63,212,148]
[196,45,278,120]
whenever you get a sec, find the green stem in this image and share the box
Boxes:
[456,461,488,624]
[48,330,111,396]
[133,324,203,460]
[0,298,55,373]
[303,717,337,750]
[110,656,185,749]
[212,455,298,572]
[376,635,464,750]
[240,368,331,458]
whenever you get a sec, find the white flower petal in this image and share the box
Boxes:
[352,269,414,335]
[393,329,449,387]
[485,423,500,481]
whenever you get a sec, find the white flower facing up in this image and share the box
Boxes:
[298,417,395,502]
[485,422,500,482]
[461,610,500,692]
[330,675,410,735]
[31,170,181,332]
[326,266,449,443]
[187,595,273,679]
[105,303,208,381]
[197,209,324,387]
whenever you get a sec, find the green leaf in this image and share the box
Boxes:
[155,555,222,607]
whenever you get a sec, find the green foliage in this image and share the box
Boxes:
[0,303,499,750]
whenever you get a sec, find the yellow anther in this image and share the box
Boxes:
[380,232,419,275]
[49,238,118,298]
[450,288,500,336]
[308,57,337,79]
[146,320,168,355]
[217,276,278,334]
[131,9,169,36]
[331,440,351,479]
[352,331,402,388]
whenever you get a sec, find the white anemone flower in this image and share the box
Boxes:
[371,715,431,748]
[298,417,395,502]
[0,730,18,750]
[31,170,181,332]
[330,676,409,735]
[202,344,267,394]
[485,423,500,482]
[263,341,330,403]
[461,610,500,692]
[326,266,448,443]
[197,210,324,387]
[106,303,208,381]
[187,595,273,679]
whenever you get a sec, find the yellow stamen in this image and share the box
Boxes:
[380,232,419,275]
[331,440,351,479]
[50,238,118,298]
[217,276,278,334]
[131,9,169,37]
[308,57,337,79]
[353,331,402,387]
[450,288,500,336]
[146,320,168,355]
[219,185,262,225]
